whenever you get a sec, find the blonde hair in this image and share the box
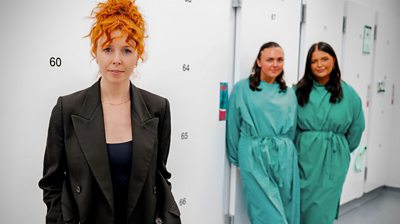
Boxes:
[88,0,146,61]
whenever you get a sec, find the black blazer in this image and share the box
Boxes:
[39,80,181,224]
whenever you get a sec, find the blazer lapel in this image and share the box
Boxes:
[127,84,159,217]
[71,80,114,211]
[70,80,158,217]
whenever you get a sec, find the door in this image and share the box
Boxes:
[340,1,375,204]
[231,0,302,222]
[299,0,345,77]
[364,11,397,193]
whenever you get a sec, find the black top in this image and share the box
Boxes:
[107,141,133,224]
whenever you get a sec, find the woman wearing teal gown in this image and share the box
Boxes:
[295,42,365,224]
[226,42,300,224]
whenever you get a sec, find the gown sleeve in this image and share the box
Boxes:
[287,89,298,141]
[226,85,241,167]
[288,107,297,142]
[345,88,365,153]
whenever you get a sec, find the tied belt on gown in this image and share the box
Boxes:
[300,130,345,180]
[252,135,291,188]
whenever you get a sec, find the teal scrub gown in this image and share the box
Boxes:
[226,79,300,224]
[295,81,365,224]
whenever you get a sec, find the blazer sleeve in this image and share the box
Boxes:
[38,97,66,223]
[157,98,172,186]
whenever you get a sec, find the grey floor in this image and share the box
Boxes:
[334,187,400,224]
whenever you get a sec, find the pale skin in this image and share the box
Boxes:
[310,48,335,85]
[256,47,284,84]
[95,30,139,143]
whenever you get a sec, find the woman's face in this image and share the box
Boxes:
[256,47,284,84]
[95,30,138,85]
[310,49,335,85]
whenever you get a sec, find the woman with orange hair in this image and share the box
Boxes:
[39,0,181,223]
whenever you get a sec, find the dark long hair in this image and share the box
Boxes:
[296,42,343,106]
[249,42,287,92]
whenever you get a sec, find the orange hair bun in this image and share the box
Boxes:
[88,0,146,61]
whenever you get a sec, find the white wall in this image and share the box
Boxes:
[0,1,95,223]
[388,63,400,188]
[350,0,400,17]
[0,0,399,223]
[386,13,400,188]
[0,0,233,223]
[135,1,234,223]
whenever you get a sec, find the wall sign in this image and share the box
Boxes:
[219,82,228,121]
[362,25,372,54]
